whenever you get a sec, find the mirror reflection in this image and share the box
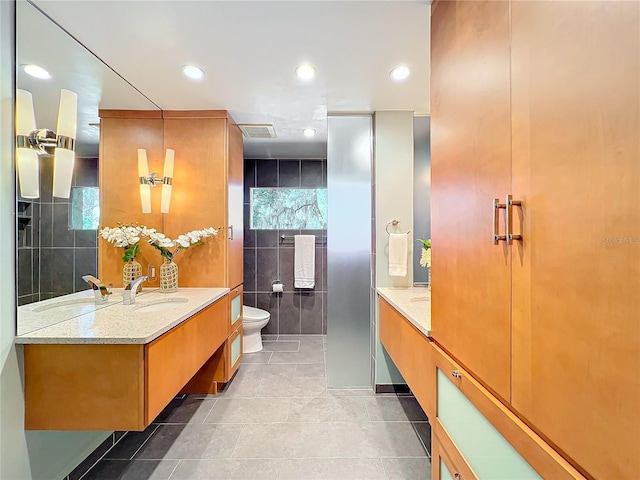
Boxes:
[16,1,159,334]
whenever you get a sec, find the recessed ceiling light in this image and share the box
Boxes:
[295,64,316,80]
[390,65,410,81]
[23,64,51,80]
[182,65,205,80]
[302,128,316,137]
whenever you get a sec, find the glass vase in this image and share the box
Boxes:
[123,258,143,290]
[160,258,178,293]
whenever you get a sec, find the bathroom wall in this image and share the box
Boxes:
[243,159,328,335]
[17,156,99,306]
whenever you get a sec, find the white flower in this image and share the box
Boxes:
[420,247,431,268]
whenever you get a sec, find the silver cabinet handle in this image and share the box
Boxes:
[454,474,461,480]
[493,198,506,245]
[506,194,523,244]
[451,370,462,379]
[228,225,234,241]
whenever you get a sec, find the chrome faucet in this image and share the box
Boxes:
[82,275,111,304]
[123,276,148,305]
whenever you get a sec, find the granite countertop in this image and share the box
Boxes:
[376,286,431,337]
[15,288,229,345]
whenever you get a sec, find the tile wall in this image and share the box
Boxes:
[17,156,99,305]
[243,159,327,335]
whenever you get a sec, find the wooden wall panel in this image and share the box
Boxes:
[430,0,513,401]
[510,2,640,478]
[99,114,164,287]
[24,344,144,430]
[162,116,228,287]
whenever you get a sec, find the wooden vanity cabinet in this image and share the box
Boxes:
[24,296,228,431]
[431,0,639,477]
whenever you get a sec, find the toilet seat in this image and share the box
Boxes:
[243,305,270,323]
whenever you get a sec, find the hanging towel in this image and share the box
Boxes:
[294,235,316,289]
[389,233,408,277]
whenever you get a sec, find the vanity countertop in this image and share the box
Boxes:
[376,286,431,337]
[15,288,229,345]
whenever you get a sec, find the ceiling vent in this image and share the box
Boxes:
[238,124,277,139]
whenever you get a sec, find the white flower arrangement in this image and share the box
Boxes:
[418,238,431,268]
[99,224,144,262]
[146,227,218,261]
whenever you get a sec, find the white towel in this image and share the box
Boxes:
[294,235,316,289]
[389,233,408,277]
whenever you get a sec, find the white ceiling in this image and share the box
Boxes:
[22,0,431,158]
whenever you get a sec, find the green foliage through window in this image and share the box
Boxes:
[69,187,100,230]
[250,188,327,230]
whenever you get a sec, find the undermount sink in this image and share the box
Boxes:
[410,296,430,303]
[133,297,189,313]
[33,295,123,312]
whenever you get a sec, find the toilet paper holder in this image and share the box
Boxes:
[272,280,284,294]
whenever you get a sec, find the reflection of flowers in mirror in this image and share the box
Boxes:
[418,238,431,268]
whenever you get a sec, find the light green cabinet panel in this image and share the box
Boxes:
[440,458,455,480]
[231,332,242,367]
[231,294,241,325]
[437,370,540,480]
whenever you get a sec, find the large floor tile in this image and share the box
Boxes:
[152,396,216,424]
[134,424,243,460]
[295,363,326,378]
[269,349,325,364]
[287,396,369,422]
[82,460,178,480]
[382,457,432,480]
[364,396,429,422]
[327,388,376,397]
[169,459,280,479]
[329,422,428,458]
[261,341,300,352]
[239,363,297,379]
[216,371,263,398]
[205,397,290,424]
[242,351,273,364]
[232,423,332,459]
[105,425,159,460]
[255,375,327,397]
[277,458,387,480]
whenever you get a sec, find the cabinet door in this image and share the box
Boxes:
[510,2,640,478]
[430,0,512,401]
[227,121,244,288]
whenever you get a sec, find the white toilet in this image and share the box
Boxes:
[242,305,271,353]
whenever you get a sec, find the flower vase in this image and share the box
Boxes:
[123,258,143,290]
[160,259,178,293]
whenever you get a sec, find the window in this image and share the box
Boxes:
[69,187,100,230]
[250,188,327,230]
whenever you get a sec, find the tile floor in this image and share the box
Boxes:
[82,335,431,479]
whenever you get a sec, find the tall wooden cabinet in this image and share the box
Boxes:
[431,1,640,478]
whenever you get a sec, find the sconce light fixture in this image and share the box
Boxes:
[15,88,78,199]
[137,148,175,214]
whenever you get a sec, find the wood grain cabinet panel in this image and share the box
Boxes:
[430,0,512,402]
[378,297,435,420]
[24,297,228,431]
[509,2,640,478]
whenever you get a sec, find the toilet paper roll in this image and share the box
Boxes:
[272,283,284,293]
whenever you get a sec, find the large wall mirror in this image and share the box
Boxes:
[16,0,159,334]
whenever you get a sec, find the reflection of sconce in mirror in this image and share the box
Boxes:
[15,89,78,199]
[137,148,175,214]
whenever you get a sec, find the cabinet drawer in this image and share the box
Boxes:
[146,297,229,423]
[432,344,583,480]
[432,420,477,480]
[378,296,435,419]
[230,285,243,330]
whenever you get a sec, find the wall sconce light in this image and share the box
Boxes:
[15,88,78,199]
[137,148,175,214]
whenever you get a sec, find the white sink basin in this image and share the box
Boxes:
[33,295,123,312]
[410,296,430,303]
[133,297,189,313]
